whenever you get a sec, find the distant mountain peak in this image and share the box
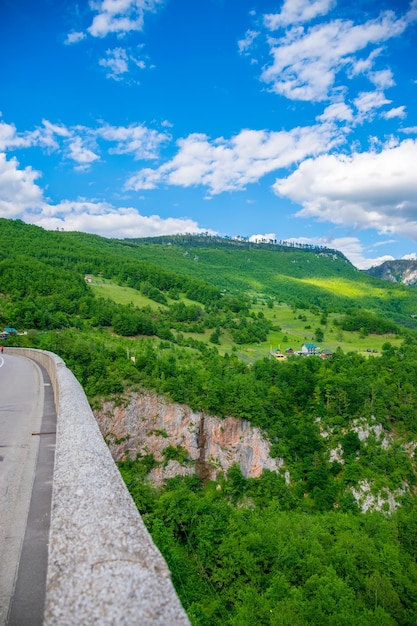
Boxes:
[364,259,417,287]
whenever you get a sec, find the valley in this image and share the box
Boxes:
[1,218,417,624]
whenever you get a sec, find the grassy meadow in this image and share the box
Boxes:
[89,276,402,363]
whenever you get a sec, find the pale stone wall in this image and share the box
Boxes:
[6,348,189,626]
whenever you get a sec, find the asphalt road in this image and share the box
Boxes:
[0,353,56,626]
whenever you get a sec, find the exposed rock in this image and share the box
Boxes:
[351,417,388,447]
[350,480,404,514]
[364,259,417,287]
[94,392,283,484]
[329,445,344,464]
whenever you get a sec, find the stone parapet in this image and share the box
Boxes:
[6,348,190,626]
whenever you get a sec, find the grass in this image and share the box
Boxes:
[298,277,384,299]
[90,277,403,363]
[261,303,402,354]
[90,276,202,311]
[90,277,164,309]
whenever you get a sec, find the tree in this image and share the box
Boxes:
[315,327,324,343]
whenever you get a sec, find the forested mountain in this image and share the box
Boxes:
[1,217,417,624]
[365,259,417,287]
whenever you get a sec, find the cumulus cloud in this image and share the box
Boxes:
[249,233,278,243]
[382,106,407,120]
[67,137,100,165]
[87,0,164,38]
[353,90,392,120]
[27,201,214,239]
[126,123,347,195]
[0,121,37,151]
[0,119,74,153]
[368,68,395,90]
[284,235,395,269]
[260,9,409,103]
[96,123,170,158]
[0,117,169,171]
[316,102,353,123]
[264,0,336,29]
[273,138,417,242]
[0,151,212,239]
[0,153,45,218]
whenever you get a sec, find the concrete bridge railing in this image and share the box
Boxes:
[8,348,190,626]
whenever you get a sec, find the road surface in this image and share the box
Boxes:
[0,353,56,625]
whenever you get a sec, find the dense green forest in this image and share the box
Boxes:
[1,218,417,624]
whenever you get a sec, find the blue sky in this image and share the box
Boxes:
[1,0,417,268]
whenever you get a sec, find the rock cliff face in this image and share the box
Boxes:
[365,259,417,286]
[94,392,283,484]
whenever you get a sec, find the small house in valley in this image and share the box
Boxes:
[301,342,318,355]
[320,349,333,360]
[270,348,287,361]
[3,327,17,336]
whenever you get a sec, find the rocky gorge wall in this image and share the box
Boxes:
[94,392,283,484]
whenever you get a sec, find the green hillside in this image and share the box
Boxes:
[124,234,417,323]
[2,218,417,624]
[1,219,416,326]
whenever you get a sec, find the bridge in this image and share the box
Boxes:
[0,348,190,625]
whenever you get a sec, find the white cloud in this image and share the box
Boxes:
[126,123,347,195]
[64,31,86,45]
[0,153,45,218]
[273,138,417,242]
[0,119,73,153]
[67,137,100,165]
[285,234,395,269]
[0,121,35,150]
[249,233,278,243]
[353,90,392,121]
[0,151,214,238]
[382,106,406,120]
[264,0,336,29]
[402,253,417,260]
[238,29,260,55]
[96,123,169,158]
[87,0,164,38]
[408,0,417,21]
[368,68,395,89]
[347,47,382,77]
[41,119,71,139]
[260,10,409,102]
[27,200,214,239]
[99,45,150,80]
[99,47,129,79]
[0,117,168,170]
[316,102,353,123]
